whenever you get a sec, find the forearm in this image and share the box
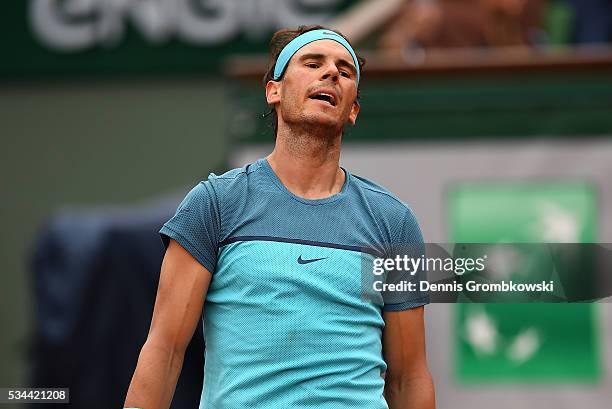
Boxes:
[124,339,185,409]
[384,373,435,409]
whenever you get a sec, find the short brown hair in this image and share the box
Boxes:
[262,25,366,137]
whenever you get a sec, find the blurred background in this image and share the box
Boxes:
[1,0,612,408]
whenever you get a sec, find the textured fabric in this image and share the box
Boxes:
[160,158,427,409]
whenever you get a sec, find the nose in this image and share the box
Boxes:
[321,62,339,82]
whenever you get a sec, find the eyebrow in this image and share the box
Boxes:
[298,53,357,75]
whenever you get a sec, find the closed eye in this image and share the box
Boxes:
[305,62,352,78]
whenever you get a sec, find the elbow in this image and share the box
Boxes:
[385,367,434,393]
[384,369,436,409]
[143,334,188,363]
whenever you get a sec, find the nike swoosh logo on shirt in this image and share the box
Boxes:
[297,255,327,265]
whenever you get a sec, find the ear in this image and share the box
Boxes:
[348,99,360,125]
[265,80,281,106]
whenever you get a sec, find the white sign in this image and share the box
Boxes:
[29,0,338,52]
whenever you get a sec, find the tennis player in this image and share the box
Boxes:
[124,25,435,409]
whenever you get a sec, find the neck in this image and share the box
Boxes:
[267,123,345,200]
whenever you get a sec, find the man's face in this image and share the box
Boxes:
[266,39,360,132]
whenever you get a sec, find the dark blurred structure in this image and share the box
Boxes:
[29,193,204,409]
[567,0,612,43]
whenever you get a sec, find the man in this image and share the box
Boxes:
[124,25,435,409]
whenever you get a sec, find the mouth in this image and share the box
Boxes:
[308,91,337,107]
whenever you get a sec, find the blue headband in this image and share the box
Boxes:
[273,29,360,86]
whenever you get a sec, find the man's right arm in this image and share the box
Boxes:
[124,239,212,409]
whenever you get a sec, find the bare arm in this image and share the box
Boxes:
[383,306,435,409]
[124,239,212,409]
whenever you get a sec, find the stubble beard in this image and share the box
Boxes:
[279,104,344,159]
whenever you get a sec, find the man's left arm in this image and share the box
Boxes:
[383,306,435,409]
